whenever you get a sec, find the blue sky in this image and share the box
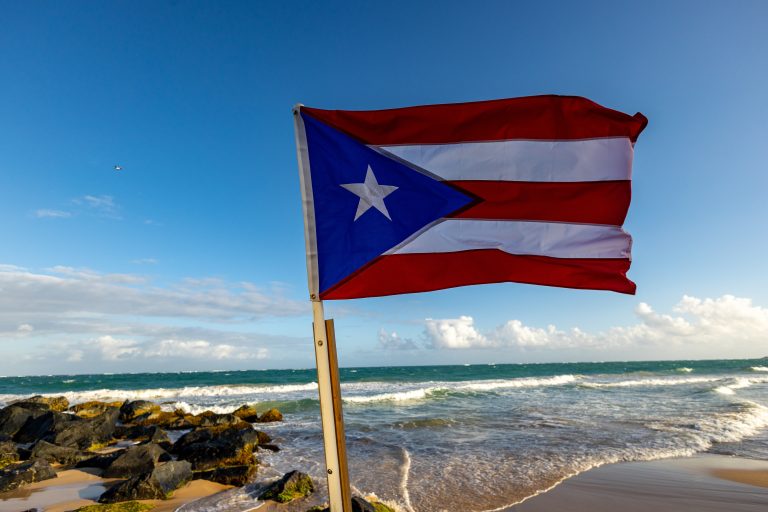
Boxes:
[1,0,767,375]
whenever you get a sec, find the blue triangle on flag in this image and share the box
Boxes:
[302,113,474,295]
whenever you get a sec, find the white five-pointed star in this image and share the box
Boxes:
[341,166,398,221]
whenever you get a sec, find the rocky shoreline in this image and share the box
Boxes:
[0,395,393,512]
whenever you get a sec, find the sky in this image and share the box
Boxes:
[1,0,767,376]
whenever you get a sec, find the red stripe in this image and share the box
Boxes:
[320,250,635,299]
[447,181,631,225]
[302,95,647,145]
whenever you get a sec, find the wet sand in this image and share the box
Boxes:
[0,468,233,512]
[509,454,768,512]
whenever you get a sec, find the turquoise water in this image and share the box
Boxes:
[2,358,768,511]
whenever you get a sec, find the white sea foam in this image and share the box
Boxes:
[457,374,577,391]
[342,375,577,404]
[751,366,768,372]
[676,367,693,373]
[586,376,723,388]
[344,388,435,404]
[0,382,319,406]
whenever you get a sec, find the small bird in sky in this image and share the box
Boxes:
[114,165,123,171]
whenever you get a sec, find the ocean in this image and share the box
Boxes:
[2,358,768,512]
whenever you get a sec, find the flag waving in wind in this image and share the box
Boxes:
[294,95,647,300]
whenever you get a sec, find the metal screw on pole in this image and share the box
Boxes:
[318,340,324,346]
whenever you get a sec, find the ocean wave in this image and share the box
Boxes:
[585,376,723,388]
[648,400,768,446]
[751,366,768,372]
[714,378,755,395]
[676,367,693,373]
[457,375,577,391]
[344,388,435,404]
[342,375,578,405]
[0,382,319,406]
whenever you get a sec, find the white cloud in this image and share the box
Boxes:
[17,324,34,333]
[72,194,121,219]
[378,329,418,350]
[0,264,308,373]
[0,264,304,322]
[34,209,72,218]
[425,315,491,349]
[88,335,265,362]
[143,339,268,360]
[422,295,768,354]
[93,335,142,361]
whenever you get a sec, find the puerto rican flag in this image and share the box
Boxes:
[293,95,647,300]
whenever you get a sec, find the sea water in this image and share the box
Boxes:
[2,359,767,511]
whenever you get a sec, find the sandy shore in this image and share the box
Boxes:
[0,468,233,512]
[509,454,768,512]
[2,454,767,511]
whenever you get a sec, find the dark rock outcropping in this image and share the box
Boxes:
[14,408,119,450]
[98,461,192,503]
[26,440,92,465]
[172,426,262,471]
[0,440,20,469]
[192,464,257,486]
[103,444,172,478]
[257,408,283,423]
[258,470,314,503]
[119,401,161,423]
[12,396,69,412]
[0,458,57,492]
[0,406,47,438]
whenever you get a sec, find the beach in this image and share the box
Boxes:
[2,359,767,511]
[510,455,768,512]
[3,453,767,511]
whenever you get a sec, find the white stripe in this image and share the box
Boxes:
[293,106,320,298]
[386,220,631,259]
[378,138,633,182]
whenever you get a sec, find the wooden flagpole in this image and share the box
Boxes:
[311,300,353,511]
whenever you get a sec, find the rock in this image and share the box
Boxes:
[0,458,57,492]
[232,405,259,422]
[76,450,124,470]
[195,412,248,429]
[13,410,82,444]
[0,405,47,437]
[259,444,280,453]
[307,497,394,512]
[114,425,171,449]
[50,408,120,450]
[0,440,20,469]
[98,460,192,503]
[129,410,199,430]
[172,426,263,471]
[193,464,257,486]
[13,408,118,449]
[103,444,171,478]
[71,401,124,419]
[258,470,314,503]
[28,440,92,465]
[73,502,154,511]
[119,401,161,423]
[257,408,283,423]
[11,396,70,412]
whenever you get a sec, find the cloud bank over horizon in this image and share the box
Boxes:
[380,295,768,361]
[0,264,309,374]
